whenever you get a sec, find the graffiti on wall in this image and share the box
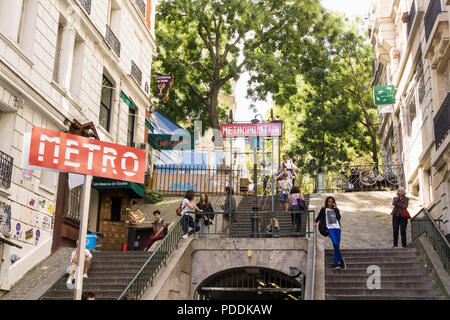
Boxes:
[0,201,11,234]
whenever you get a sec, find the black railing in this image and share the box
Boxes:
[131,60,142,86]
[314,163,404,193]
[78,0,91,14]
[105,25,121,57]
[135,0,146,17]
[0,150,13,189]
[407,0,416,38]
[411,207,450,272]
[434,92,450,150]
[118,215,184,300]
[151,165,242,195]
[424,0,442,41]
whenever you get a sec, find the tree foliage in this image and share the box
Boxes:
[274,14,379,177]
[153,0,323,131]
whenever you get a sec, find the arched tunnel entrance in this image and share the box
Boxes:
[194,267,305,300]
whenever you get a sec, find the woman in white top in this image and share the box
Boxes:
[181,190,202,239]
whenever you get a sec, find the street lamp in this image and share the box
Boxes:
[250,114,264,238]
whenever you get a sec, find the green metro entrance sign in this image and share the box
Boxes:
[373,85,396,105]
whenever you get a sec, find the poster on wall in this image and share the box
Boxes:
[0,201,12,234]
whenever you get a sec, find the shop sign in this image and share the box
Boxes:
[28,127,146,184]
[148,134,192,150]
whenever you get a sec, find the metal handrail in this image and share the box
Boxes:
[310,210,316,300]
[411,207,450,272]
[117,215,184,300]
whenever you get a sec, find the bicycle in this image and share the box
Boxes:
[359,164,404,187]
[331,166,363,191]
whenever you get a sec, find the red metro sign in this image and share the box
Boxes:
[28,127,146,184]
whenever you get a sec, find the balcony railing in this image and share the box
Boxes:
[105,25,121,58]
[425,0,442,41]
[407,0,416,38]
[131,60,142,86]
[135,0,146,17]
[78,0,91,14]
[64,185,82,223]
[434,92,450,150]
[0,150,13,189]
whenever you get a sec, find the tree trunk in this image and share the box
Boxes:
[208,83,221,130]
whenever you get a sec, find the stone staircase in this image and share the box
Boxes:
[230,195,310,238]
[41,251,154,300]
[325,248,446,300]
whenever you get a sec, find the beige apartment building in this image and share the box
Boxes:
[0,0,157,292]
[370,0,449,236]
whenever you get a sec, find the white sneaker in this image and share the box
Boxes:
[83,274,88,278]
[182,234,188,239]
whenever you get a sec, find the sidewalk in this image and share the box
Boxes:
[1,247,72,300]
[308,191,422,249]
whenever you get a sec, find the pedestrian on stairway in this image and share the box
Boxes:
[313,196,346,270]
[181,190,201,239]
[289,186,306,234]
[278,174,293,212]
[66,241,92,286]
[143,210,167,251]
[220,187,236,231]
[279,155,298,184]
[196,193,215,236]
[391,187,409,248]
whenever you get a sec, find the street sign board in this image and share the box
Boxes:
[220,122,282,138]
[373,85,396,105]
[28,127,146,183]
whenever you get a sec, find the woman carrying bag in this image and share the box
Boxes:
[313,196,346,270]
[391,187,410,248]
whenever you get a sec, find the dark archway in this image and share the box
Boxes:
[194,267,305,300]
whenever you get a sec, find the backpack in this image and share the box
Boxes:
[176,202,185,216]
[317,208,329,237]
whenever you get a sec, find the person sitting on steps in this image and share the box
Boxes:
[143,210,167,251]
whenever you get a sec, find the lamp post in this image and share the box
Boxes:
[250,114,264,238]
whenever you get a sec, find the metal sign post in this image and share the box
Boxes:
[74,174,92,300]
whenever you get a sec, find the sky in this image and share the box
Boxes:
[234,0,373,123]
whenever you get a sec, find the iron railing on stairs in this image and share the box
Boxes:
[117,215,184,300]
[411,207,450,272]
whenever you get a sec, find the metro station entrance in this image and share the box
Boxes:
[194,267,305,300]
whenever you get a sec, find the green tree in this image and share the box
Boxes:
[153,0,322,131]
[274,14,379,177]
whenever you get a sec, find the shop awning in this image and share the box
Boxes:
[92,177,145,198]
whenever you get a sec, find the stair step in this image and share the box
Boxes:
[325,274,433,282]
[43,290,123,299]
[325,288,437,296]
[325,252,420,258]
[326,267,427,275]
[325,257,421,263]
[326,262,426,269]
[53,283,128,291]
[325,281,434,290]
[90,261,151,268]
[326,295,446,300]
[325,248,417,254]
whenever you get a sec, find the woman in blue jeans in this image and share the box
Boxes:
[314,196,346,270]
[180,190,201,239]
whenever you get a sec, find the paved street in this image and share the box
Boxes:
[308,191,422,249]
